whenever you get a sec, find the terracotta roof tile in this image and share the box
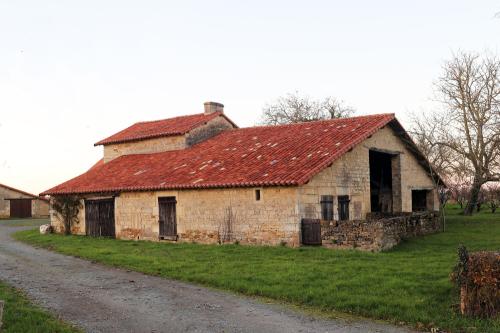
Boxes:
[95,112,235,146]
[42,114,396,195]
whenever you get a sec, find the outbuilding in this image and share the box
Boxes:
[42,102,444,250]
[0,183,49,218]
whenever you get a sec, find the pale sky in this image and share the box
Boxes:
[1,1,499,195]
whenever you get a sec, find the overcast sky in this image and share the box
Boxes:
[1,1,499,195]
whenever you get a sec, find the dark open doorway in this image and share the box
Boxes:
[412,190,429,212]
[369,150,393,213]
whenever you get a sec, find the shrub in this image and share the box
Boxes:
[451,246,500,318]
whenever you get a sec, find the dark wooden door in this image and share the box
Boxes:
[10,199,32,218]
[159,197,177,237]
[85,199,115,237]
[301,218,322,245]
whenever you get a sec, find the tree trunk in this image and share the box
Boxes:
[464,180,482,216]
[64,218,71,235]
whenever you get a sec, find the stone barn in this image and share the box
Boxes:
[0,183,49,218]
[42,102,443,250]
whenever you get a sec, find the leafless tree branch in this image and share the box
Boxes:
[261,92,355,125]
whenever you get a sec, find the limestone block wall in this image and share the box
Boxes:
[50,199,86,234]
[114,187,300,246]
[299,125,439,222]
[103,135,186,163]
[32,199,49,218]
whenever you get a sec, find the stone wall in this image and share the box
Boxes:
[321,212,442,251]
[103,135,186,163]
[32,198,50,217]
[0,185,49,218]
[114,186,300,246]
[50,198,86,234]
[103,115,235,163]
[185,116,235,147]
[298,125,439,221]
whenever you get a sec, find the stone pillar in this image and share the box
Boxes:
[391,155,402,212]
[426,189,436,211]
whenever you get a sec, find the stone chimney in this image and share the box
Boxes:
[204,101,224,114]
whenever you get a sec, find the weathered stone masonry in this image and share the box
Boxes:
[321,212,442,251]
[114,187,300,246]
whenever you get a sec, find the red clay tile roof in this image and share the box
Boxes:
[0,182,49,201]
[42,114,399,195]
[94,112,237,146]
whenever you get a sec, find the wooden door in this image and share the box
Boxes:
[301,218,322,245]
[85,199,115,237]
[159,197,177,237]
[10,199,32,218]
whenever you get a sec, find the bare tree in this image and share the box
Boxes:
[410,114,455,178]
[449,180,471,209]
[413,52,500,215]
[261,92,354,125]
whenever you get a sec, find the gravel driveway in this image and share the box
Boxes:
[0,222,415,333]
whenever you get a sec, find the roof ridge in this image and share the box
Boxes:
[135,111,219,125]
[242,113,395,130]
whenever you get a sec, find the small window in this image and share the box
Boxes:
[338,195,350,221]
[255,189,261,201]
[320,195,334,220]
[412,190,428,212]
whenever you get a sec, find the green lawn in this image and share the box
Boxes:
[14,206,500,332]
[0,282,80,333]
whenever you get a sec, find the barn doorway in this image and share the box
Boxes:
[369,150,393,213]
[9,199,32,218]
[159,197,177,239]
[85,199,115,237]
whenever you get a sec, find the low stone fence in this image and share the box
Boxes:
[321,212,442,251]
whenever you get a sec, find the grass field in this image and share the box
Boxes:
[14,206,500,332]
[0,282,79,333]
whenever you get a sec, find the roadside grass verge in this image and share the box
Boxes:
[14,206,500,332]
[0,281,80,333]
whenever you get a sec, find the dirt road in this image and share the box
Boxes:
[0,221,415,333]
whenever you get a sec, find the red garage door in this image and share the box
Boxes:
[10,199,32,218]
